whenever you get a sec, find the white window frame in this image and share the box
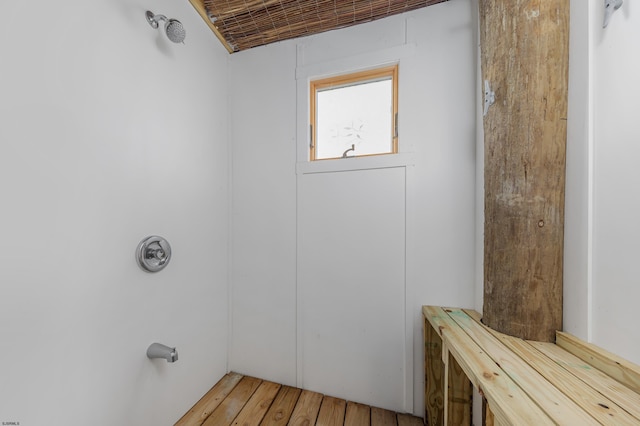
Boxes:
[295,43,416,175]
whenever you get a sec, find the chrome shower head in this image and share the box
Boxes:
[165,19,186,44]
[146,11,186,44]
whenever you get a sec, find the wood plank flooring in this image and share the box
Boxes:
[176,372,424,426]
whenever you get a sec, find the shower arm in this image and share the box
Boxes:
[145,10,185,44]
[146,11,168,29]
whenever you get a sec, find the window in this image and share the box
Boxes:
[310,65,398,161]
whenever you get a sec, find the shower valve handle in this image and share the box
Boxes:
[147,248,166,261]
[136,236,172,272]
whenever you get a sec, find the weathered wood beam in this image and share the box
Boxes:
[481,0,569,342]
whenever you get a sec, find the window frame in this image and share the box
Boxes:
[309,64,399,161]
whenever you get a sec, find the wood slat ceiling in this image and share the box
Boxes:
[190,0,448,53]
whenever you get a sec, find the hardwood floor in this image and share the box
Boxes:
[175,372,424,426]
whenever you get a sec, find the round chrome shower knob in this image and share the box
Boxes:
[136,236,172,272]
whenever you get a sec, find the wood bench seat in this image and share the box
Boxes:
[423,306,640,425]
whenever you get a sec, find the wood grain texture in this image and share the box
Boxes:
[424,317,444,426]
[316,396,347,426]
[287,390,324,426]
[371,407,397,426]
[425,307,640,425]
[556,331,640,394]
[202,376,262,426]
[483,399,494,426]
[480,0,569,342]
[465,309,637,424]
[531,340,640,421]
[397,413,424,426]
[423,306,555,425]
[231,381,281,426]
[260,386,302,426]
[445,308,597,425]
[176,372,244,426]
[344,401,370,426]
[446,351,472,425]
[178,374,423,426]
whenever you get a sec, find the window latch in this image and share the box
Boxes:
[341,144,355,158]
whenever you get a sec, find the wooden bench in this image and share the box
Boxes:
[423,306,640,425]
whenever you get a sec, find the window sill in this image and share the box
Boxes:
[296,152,414,175]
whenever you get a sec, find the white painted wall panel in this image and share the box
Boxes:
[298,167,407,411]
[228,42,299,385]
[229,0,477,415]
[590,2,640,364]
[0,1,229,424]
[563,0,592,341]
[555,0,640,365]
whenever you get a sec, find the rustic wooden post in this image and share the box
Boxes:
[480,0,569,342]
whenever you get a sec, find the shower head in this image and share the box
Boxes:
[165,19,186,44]
[146,11,186,44]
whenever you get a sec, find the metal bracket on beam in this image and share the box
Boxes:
[483,80,495,117]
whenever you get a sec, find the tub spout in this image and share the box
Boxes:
[147,343,178,363]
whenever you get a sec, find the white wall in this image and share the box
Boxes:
[590,2,640,363]
[0,1,229,425]
[228,41,299,385]
[229,0,477,415]
[564,0,593,341]
[8,0,638,423]
[298,167,408,411]
[564,1,640,365]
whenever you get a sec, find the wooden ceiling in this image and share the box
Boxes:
[189,0,447,53]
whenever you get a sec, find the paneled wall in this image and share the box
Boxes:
[229,0,477,414]
[589,0,640,363]
[0,1,230,424]
[564,1,640,364]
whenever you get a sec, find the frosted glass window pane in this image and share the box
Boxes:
[316,79,393,160]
